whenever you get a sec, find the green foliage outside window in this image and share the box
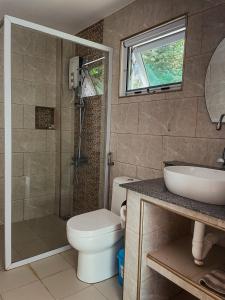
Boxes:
[89,65,104,95]
[142,39,185,87]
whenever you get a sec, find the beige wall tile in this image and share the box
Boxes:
[117,134,163,169]
[201,4,225,53]
[24,194,55,220]
[196,97,225,138]
[61,131,74,153]
[61,85,74,108]
[126,190,141,233]
[12,176,26,201]
[137,167,162,180]
[183,54,210,98]
[46,36,57,62]
[185,14,203,58]
[0,77,3,102]
[109,133,117,161]
[12,54,23,80]
[163,136,208,165]
[46,130,56,152]
[24,152,55,176]
[61,153,73,190]
[12,26,48,58]
[12,104,23,129]
[111,103,138,134]
[12,200,24,222]
[23,105,35,129]
[162,136,225,168]
[171,0,203,15]
[0,28,3,51]
[12,26,30,55]
[27,175,55,198]
[206,138,225,167]
[138,99,197,136]
[13,129,46,152]
[12,80,46,106]
[0,103,3,128]
[111,162,137,187]
[46,84,57,107]
[0,51,3,77]
[0,130,3,154]
[123,228,139,300]
[12,153,24,177]
[61,108,74,131]
[24,56,56,84]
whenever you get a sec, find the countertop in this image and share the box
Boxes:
[120,178,225,222]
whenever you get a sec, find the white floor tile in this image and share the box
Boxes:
[95,277,123,300]
[0,266,38,293]
[60,249,78,268]
[2,281,54,300]
[42,268,89,299]
[30,254,71,279]
[62,286,107,300]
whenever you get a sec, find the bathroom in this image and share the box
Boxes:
[0,0,225,299]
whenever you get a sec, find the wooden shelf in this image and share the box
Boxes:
[146,236,225,300]
[173,291,197,300]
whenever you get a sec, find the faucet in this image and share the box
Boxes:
[216,113,225,130]
[216,147,225,167]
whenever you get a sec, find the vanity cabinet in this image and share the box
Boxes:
[122,181,225,300]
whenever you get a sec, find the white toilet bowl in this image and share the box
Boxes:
[67,208,124,283]
[66,177,138,283]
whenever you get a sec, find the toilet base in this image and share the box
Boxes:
[77,239,123,283]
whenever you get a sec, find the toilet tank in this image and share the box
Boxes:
[111,177,139,216]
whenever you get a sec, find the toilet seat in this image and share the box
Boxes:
[67,208,121,238]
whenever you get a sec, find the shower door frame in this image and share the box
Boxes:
[2,15,113,270]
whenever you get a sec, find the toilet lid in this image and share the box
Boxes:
[67,209,122,237]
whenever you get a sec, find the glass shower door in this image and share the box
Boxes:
[10,24,69,262]
[3,15,112,269]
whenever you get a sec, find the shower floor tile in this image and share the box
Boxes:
[0,214,67,265]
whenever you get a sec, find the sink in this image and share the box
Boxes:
[164,166,225,205]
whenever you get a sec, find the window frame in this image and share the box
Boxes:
[119,16,187,97]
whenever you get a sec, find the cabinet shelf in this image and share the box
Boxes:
[146,236,225,300]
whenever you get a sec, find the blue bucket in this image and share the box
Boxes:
[117,248,125,286]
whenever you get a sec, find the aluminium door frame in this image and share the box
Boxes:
[2,15,112,270]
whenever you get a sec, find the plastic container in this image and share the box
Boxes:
[117,248,125,286]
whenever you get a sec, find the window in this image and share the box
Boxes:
[120,16,186,96]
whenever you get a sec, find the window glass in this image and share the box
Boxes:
[121,16,186,96]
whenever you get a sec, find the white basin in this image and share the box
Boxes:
[164,166,225,205]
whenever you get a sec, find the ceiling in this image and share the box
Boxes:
[0,0,134,34]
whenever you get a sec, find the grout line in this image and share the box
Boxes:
[93,285,109,300]
[113,132,225,140]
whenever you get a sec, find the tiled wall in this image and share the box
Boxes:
[58,40,75,218]
[102,0,225,184]
[72,21,105,215]
[0,25,58,222]
[0,26,56,221]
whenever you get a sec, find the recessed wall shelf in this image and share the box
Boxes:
[147,236,225,300]
[35,106,55,130]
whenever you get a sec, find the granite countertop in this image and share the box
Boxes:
[120,178,225,222]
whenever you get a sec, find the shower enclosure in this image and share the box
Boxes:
[1,15,112,270]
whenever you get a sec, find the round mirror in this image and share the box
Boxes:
[205,38,225,123]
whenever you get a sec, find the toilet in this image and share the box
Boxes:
[66,176,136,283]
